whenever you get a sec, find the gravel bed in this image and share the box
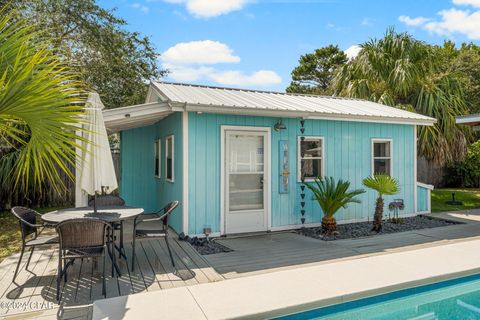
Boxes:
[298,215,461,241]
[178,233,233,255]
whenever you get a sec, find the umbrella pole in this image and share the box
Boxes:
[93,192,97,213]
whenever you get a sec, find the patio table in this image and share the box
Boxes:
[42,206,144,277]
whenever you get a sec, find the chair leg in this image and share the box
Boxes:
[63,253,68,283]
[119,221,126,259]
[102,252,106,298]
[26,247,34,271]
[165,235,176,269]
[111,233,115,277]
[13,246,25,283]
[131,237,136,272]
[56,253,62,302]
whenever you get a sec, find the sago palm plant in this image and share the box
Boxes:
[305,177,365,234]
[0,10,84,196]
[362,174,400,232]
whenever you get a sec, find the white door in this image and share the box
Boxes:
[225,130,268,234]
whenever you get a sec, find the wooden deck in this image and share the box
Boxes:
[3,210,480,319]
[205,211,480,279]
[0,222,223,320]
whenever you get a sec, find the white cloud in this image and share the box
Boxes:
[452,0,480,8]
[361,17,374,26]
[345,45,361,60]
[161,40,281,87]
[163,0,250,18]
[398,15,430,26]
[210,70,282,86]
[131,3,150,13]
[399,1,480,40]
[424,8,480,39]
[164,64,282,86]
[161,40,240,65]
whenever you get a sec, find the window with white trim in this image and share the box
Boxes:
[166,135,174,182]
[372,139,392,175]
[298,137,324,181]
[154,139,161,178]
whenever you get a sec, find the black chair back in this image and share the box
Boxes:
[11,207,38,241]
[161,201,179,226]
[88,195,125,207]
[56,218,110,250]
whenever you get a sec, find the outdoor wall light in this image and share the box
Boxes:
[274,120,287,131]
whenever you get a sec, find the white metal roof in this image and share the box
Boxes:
[151,82,436,126]
[456,114,480,125]
[103,102,172,132]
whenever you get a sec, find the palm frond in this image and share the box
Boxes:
[0,11,85,192]
[332,28,472,165]
[304,177,365,218]
[362,174,400,197]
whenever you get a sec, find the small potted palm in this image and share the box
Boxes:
[362,174,400,232]
[304,177,365,234]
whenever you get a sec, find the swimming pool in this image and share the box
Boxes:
[277,273,480,319]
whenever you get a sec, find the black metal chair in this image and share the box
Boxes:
[55,218,111,302]
[10,207,58,283]
[131,201,179,271]
[88,195,126,259]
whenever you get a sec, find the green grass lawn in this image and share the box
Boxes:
[431,188,480,213]
[0,207,65,263]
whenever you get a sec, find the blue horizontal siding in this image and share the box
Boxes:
[188,112,416,235]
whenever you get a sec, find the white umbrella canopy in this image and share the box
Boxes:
[79,92,118,210]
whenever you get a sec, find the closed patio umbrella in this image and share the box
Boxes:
[79,92,118,212]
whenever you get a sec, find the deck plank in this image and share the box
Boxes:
[0,249,44,316]
[0,229,222,319]
[173,238,224,283]
[3,249,54,317]
[168,238,211,285]
[157,239,198,287]
[141,241,175,290]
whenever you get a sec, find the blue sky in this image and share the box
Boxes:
[99,0,480,91]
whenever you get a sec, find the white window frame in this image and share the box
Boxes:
[297,136,325,182]
[371,138,393,176]
[165,135,174,183]
[154,139,161,178]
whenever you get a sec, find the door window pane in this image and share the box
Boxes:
[229,135,264,173]
[227,133,265,212]
[229,173,263,211]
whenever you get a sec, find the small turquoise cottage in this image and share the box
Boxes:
[102,82,435,237]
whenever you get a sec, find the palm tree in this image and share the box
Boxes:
[304,177,365,234]
[362,175,400,232]
[0,11,84,198]
[332,28,472,166]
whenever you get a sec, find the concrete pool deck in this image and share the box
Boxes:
[93,212,480,320]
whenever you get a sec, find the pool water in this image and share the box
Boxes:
[277,273,480,319]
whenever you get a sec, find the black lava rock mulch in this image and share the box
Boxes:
[298,215,461,241]
[178,232,233,255]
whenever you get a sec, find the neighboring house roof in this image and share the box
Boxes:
[103,82,436,132]
[456,114,480,126]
